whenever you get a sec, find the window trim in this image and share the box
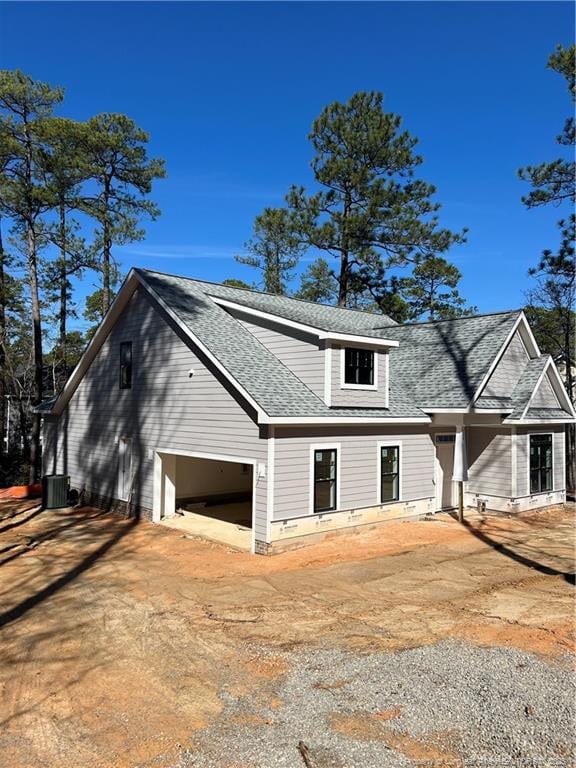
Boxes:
[340,347,378,391]
[309,443,341,515]
[119,341,133,390]
[527,432,554,495]
[377,441,402,504]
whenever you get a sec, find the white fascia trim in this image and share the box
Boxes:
[49,271,140,416]
[339,346,379,391]
[546,358,576,417]
[211,296,399,348]
[505,419,575,425]
[309,442,341,515]
[261,416,431,425]
[135,273,269,423]
[470,313,540,406]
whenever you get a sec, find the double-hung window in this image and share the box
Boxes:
[380,445,400,503]
[344,347,374,387]
[119,341,133,390]
[313,448,338,513]
[529,434,553,494]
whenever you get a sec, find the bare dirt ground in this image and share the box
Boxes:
[0,500,573,768]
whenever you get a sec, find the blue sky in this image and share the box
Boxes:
[0,1,574,330]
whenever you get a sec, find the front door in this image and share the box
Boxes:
[118,437,132,502]
[435,434,455,510]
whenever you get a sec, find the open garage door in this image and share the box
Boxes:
[154,451,255,551]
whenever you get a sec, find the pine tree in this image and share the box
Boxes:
[295,258,338,303]
[81,113,165,316]
[401,256,477,320]
[287,92,466,309]
[0,70,63,482]
[236,207,304,294]
[519,44,575,490]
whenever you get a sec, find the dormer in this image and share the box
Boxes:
[211,297,397,409]
[327,343,389,408]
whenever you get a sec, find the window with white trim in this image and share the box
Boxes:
[344,347,374,386]
[529,434,552,493]
[313,448,338,513]
[380,445,400,503]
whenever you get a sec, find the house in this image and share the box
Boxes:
[40,268,575,554]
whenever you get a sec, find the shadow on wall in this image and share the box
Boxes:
[57,281,211,522]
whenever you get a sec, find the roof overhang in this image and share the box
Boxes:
[261,415,431,425]
[210,296,399,348]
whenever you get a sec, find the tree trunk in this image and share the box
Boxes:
[337,193,351,307]
[0,218,6,454]
[102,179,112,316]
[27,223,43,485]
[58,202,67,383]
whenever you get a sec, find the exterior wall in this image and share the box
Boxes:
[272,426,435,525]
[466,427,512,498]
[42,286,268,544]
[234,311,325,400]
[530,373,560,408]
[330,345,388,408]
[465,423,566,513]
[481,331,529,398]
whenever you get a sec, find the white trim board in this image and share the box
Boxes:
[211,296,399,348]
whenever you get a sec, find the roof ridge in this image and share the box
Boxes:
[137,267,395,323]
[374,308,523,331]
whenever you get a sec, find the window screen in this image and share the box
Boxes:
[119,341,132,390]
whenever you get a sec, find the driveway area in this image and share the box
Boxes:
[0,501,574,768]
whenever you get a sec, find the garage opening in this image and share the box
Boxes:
[155,452,254,551]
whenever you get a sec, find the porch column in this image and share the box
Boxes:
[452,425,468,522]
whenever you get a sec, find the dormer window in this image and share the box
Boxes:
[343,347,375,387]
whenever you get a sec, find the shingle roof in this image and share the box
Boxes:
[371,312,522,409]
[526,408,571,420]
[504,357,550,420]
[192,277,398,333]
[138,270,424,420]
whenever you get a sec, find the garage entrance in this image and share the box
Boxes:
[153,450,255,551]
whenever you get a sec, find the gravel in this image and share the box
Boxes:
[177,640,575,768]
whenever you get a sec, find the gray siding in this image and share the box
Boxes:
[516,425,565,496]
[482,331,529,398]
[530,372,560,408]
[42,287,268,540]
[273,426,435,520]
[234,311,325,399]
[330,345,388,408]
[466,428,512,497]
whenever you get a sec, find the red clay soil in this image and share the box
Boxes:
[0,500,573,768]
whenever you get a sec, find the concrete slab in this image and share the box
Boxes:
[159,501,252,550]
